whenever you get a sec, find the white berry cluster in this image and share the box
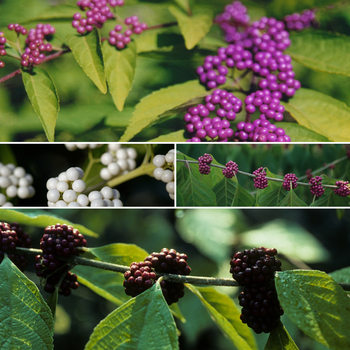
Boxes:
[46,167,123,207]
[152,149,175,200]
[0,162,35,206]
[100,144,138,181]
[65,143,103,151]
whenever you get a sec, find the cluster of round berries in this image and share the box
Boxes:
[253,167,268,189]
[0,221,32,271]
[152,150,175,200]
[72,0,124,35]
[198,154,213,175]
[99,144,137,181]
[0,32,8,68]
[230,247,283,333]
[65,143,103,151]
[309,176,324,198]
[333,181,350,197]
[124,248,191,305]
[108,16,147,50]
[35,224,86,296]
[0,163,35,205]
[185,89,242,142]
[283,9,318,31]
[46,167,123,207]
[282,173,298,191]
[222,160,239,178]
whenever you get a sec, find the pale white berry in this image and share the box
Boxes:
[107,163,120,176]
[2,202,13,207]
[89,144,103,149]
[153,155,165,167]
[55,200,68,207]
[116,148,128,160]
[75,167,84,178]
[112,189,120,199]
[101,186,113,199]
[90,198,105,207]
[116,159,128,171]
[25,174,34,185]
[0,176,11,188]
[56,181,69,193]
[0,193,6,205]
[0,166,12,176]
[58,172,68,182]
[100,168,112,181]
[153,168,164,180]
[68,202,81,207]
[13,167,26,178]
[17,186,30,199]
[47,201,56,207]
[65,143,77,151]
[101,152,114,166]
[126,147,137,159]
[6,164,15,171]
[47,188,60,202]
[112,199,123,207]
[103,199,113,207]
[28,186,35,198]
[8,175,18,186]
[72,179,86,193]
[76,143,89,149]
[46,178,58,190]
[66,167,80,181]
[165,152,175,163]
[88,191,103,202]
[108,144,122,151]
[161,170,174,183]
[169,193,174,200]
[63,190,77,203]
[127,159,136,170]
[77,194,89,207]
[18,177,30,187]
[166,181,174,194]
[6,185,17,198]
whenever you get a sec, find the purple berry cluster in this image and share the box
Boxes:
[230,247,283,334]
[198,153,213,175]
[253,167,268,189]
[0,221,32,271]
[185,89,242,142]
[124,248,191,305]
[0,32,8,68]
[282,173,298,191]
[35,223,87,296]
[333,181,350,197]
[72,0,124,35]
[309,176,324,197]
[284,9,318,31]
[108,17,147,50]
[222,160,239,178]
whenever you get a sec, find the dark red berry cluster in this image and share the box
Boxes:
[124,248,191,305]
[35,223,87,296]
[0,222,32,271]
[253,167,268,189]
[222,160,239,178]
[333,180,350,197]
[198,153,213,175]
[282,173,298,191]
[309,176,324,197]
[230,247,283,334]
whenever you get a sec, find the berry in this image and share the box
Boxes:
[309,176,324,197]
[222,160,238,178]
[334,181,350,197]
[253,167,268,189]
[153,149,175,200]
[284,9,319,31]
[282,173,298,191]
[198,153,213,175]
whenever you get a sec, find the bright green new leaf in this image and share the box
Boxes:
[149,130,187,142]
[274,122,330,142]
[0,256,54,350]
[264,321,298,350]
[283,88,350,141]
[287,31,350,77]
[85,281,179,350]
[66,29,107,94]
[275,270,350,350]
[0,209,98,237]
[103,40,137,111]
[186,285,254,350]
[173,0,191,14]
[169,6,213,50]
[21,67,59,142]
[329,267,350,284]
[120,80,206,141]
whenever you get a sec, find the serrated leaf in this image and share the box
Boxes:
[264,321,298,350]
[0,256,54,350]
[66,29,107,94]
[169,6,213,50]
[275,270,350,350]
[21,67,59,142]
[186,285,254,350]
[103,40,137,111]
[274,122,331,142]
[283,88,350,142]
[287,31,350,77]
[85,280,179,350]
[0,209,98,237]
[120,80,206,141]
[276,188,308,207]
[329,267,350,284]
[149,130,186,142]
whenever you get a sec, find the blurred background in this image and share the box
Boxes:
[17,208,350,350]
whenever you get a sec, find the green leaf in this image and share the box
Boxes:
[66,29,107,94]
[177,165,216,206]
[287,31,350,77]
[120,80,206,141]
[283,88,350,142]
[103,40,137,111]
[168,6,213,50]
[21,67,59,142]
[0,144,17,165]
[173,0,191,14]
[148,130,187,142]
[186,285,254,350]
[275,270,350,350]
[264,321,299,350]
[0,209,98,237]
[85,280,179,350]
[0,256,54,350]
[276,188,308,207]
[274,122,331,142]
[45,289,58,318]
[329,267,350,284]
